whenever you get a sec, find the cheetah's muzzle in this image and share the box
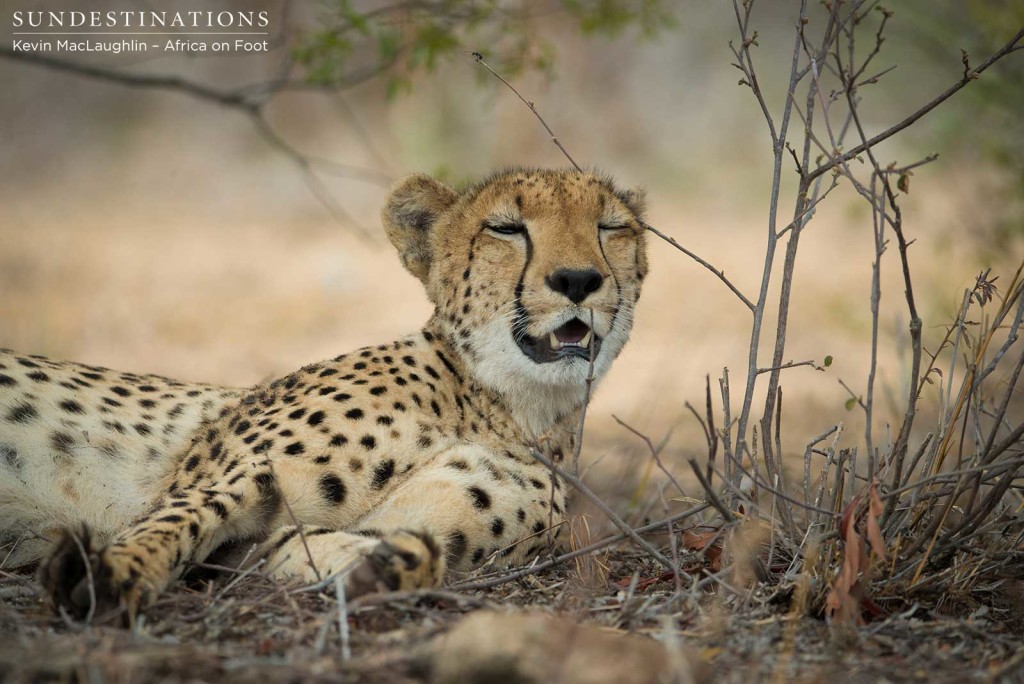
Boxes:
[516,318,601,364]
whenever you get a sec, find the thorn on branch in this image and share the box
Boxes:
[786,143,803,175]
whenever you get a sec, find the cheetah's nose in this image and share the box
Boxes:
[545,269,604,304]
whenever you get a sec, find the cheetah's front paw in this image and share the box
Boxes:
[345,530,446,598]
[40,527,165,625]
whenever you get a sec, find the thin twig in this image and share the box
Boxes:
[469,51,583,171]
[805,28,1024,184]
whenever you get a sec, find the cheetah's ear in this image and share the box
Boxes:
[615,186,647,221]
[382,174,460,283]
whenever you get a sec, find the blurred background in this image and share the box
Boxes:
[2,0,1021,479]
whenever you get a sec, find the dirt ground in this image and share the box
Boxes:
[3,543,1024,683]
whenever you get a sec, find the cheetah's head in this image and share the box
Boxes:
[383,168,648,434]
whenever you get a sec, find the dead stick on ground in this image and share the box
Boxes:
[689,459,737,524]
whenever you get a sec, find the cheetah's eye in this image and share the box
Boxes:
[484,220,527,236]
[598,223,629,232]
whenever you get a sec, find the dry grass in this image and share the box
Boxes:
[3,510,1023,683]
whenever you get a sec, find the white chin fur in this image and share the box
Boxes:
[466,310,633,439]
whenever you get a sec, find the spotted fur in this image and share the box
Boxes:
[0,168,648,623]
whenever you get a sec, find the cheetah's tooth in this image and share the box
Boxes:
[580,330,593,348]
[549,332,562,350]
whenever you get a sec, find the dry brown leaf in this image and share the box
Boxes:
[866,481,887,561]
[682,530,723,573]
[825,495,867,625]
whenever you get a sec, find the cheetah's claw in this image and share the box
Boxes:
[39,526,154,626]
[344,530,446,599]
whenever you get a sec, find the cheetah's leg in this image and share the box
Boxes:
[42,460,281,623]
[346,449,565,580]
[256,448,563,597]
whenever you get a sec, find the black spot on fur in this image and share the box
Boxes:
[491,518,505,537]
[205,500,229,519]
[307,410,326,426]
[360,435,376,450]
[1,444,20,470]
[371,459,395,489]
[185,454,201,472]
[111,386,131,397]
[284,442,305,455]
[0,374,16,386]
[329,433,348,447]
[254,471,276,494]
[468,486,491,510]
[6,402,37,423]
[345,408,364,420]
[59,399,85,414]
[26,370,49,382]
[50,431,75,454]
[318,474,347,504]
[288,408,306,420]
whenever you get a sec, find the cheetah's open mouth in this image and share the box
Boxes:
[516,318,602,364]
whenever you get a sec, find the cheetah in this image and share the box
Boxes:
[0,168,648,623]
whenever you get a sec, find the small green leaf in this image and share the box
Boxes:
[823,355,833,368]
[845,397,857,411]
